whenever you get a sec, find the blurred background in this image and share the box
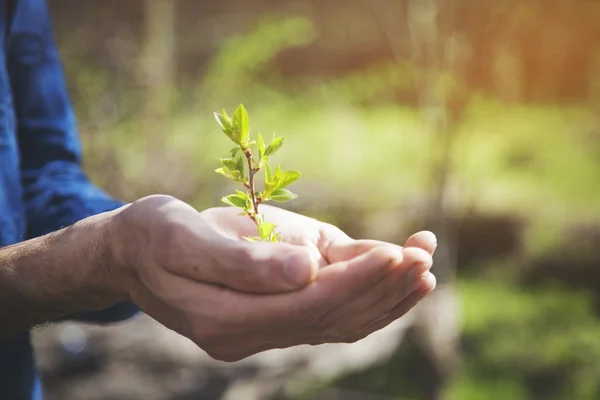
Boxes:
[33,0,600,399]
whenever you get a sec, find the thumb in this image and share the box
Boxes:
[206,240,320,294]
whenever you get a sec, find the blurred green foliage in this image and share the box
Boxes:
[448,279,600,400]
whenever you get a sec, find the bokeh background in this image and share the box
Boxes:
[33,0,600,399]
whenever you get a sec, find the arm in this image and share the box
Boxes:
[0,210,125,337]
[7,0,135,322]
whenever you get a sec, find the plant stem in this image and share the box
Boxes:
[243,149,260,224]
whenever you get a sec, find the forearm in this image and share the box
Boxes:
[0,211,125,336]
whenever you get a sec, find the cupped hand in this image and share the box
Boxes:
[109,195,437,361]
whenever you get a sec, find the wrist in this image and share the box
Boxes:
[100,204,138,303]
[0,208,138,334]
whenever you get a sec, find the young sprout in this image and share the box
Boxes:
[213,104,300,242]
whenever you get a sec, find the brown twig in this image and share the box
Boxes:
[243,149,260,224]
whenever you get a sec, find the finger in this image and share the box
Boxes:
[325,231,437,265]
[404,231,437,255]
[165,222,322,294]
[165,247,420,347]
[202,240,321,293]
[195,273,437,360]
[325,237,404,264]
[248,246,406,328]
[321,247,433,328]
[168,250,431,359]
[314,245,404,299]
[348,273,436,342]
[238,270,437,352]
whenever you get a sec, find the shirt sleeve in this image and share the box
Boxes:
[7,0,138,323]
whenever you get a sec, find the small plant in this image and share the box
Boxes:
[214,104,300,242]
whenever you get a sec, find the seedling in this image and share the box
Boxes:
[214,104,300,242]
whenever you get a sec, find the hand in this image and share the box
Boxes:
[108,195,437,361]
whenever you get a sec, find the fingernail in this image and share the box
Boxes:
[418,231,437,255]
[421,272,437,290]
[284,252,311,287]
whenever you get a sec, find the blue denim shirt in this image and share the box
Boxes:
[0,1,138,398]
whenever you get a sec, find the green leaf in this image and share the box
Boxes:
[214,110,235,141]
[263,166,300,196]
[257,139,268,168]
[219,158,238,171]
[258,220,276,239]
[215,167,242,182]
[264,162,274,189]
[277,170,301,189]
[264,165,282,194]
[264,162,273,181]
[214,111,230,129]
[218,157,247,180]
[214,110,232,130]
[230,147,240,158]
[221,194,247,209]
[235,190,248,200]
[268,188,298,202]
[235,156,245,179]
[265,136,284,156]
[257,133,266,159]
[235,190,253,212]
[220,196,235,207]
[232,104,249,147]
